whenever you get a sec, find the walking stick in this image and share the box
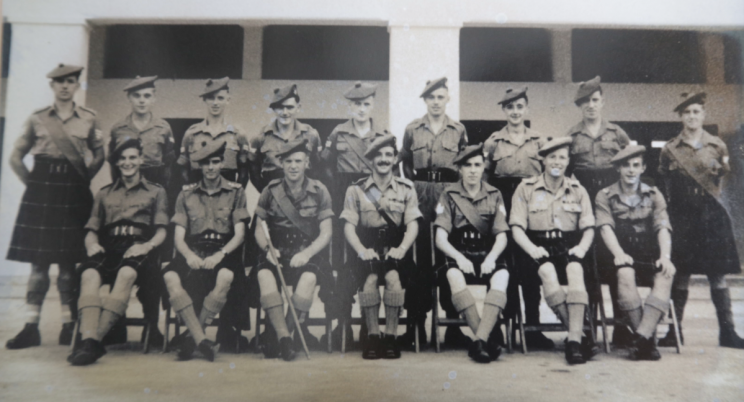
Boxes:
[260,221,311,360]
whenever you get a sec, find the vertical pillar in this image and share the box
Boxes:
[551,28,573,84]
[388,24,461,143]
[0,22,90,273]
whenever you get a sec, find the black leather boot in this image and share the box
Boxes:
[6,323,41,349]
[711,288,744,349]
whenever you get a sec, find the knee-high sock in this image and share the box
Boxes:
[286,293,313,335]
[78,295,102,341]
[566,291,588,343]
[452,289,480,334]
[618,290,643,331]
[170,290,206,344]
[383,290,405,336]
[25,273,51,324]
[670,288,689,324]
[545,289,569,326]
[57,273,75,324]
[711,288,737,332]
[199,292,227,328]
[637,294,668,339]
[97,297,128,341]
[359,291,381,336]
[261,292,290,340]
[475,290,507,341]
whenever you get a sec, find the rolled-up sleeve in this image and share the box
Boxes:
[232,189,250,225]
[594,191,615,228]
[176,132,193,166]
[403,186,423,225]
[492,193,510,235]
[153,188,169,227]
[509,184,529,230]
[171,192,188,228]
[433,193,453,233]
[85,191,106,232]
[254,188,272,221]
[651,189,672,233]
[13,117,36,154]
[339,186,360,226]
[316,184,334,222]
[577,187,596,230]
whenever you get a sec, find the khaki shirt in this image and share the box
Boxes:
[658,130,730,192]
[14,104,104,158]
[177,120,249,171]
[85,178,169,231]
[434,181,510,236]
[340,176,422,229]
[595,182,672,234]
[320,119,389,174]
[483,127,546,178]
[249,120,322,176]
[255,177,333,230]
[400,114,468,171]
[172,177,249,236]
[109,114,174,168]
[510,174,595,231]
[567,120,630,169]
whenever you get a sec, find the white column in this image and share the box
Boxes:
[0,23,90,274]
[388,24,462,144]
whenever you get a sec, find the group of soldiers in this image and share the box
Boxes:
[4,63,744,367]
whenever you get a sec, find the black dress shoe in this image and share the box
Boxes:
[444,327,472,349]
[102,322,127,346]
[612,324,633,348]
[383,334,401,359]
[580,335,599,361]
[280,337,296,362]
[141,325,164,348]
[565,341,585,365]
[468,340,491,363]
[177,337,196,361]
[59,322,75,346]
[70,339,105,366]
[362,334,382,360]
[645,337,661,361]
[198,339,220,362]
[525,331,555,350]
[6,323,41,349]
[658,324,683,347]
[719,327,744,349]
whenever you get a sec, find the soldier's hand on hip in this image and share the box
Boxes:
[186,252,204,270]
[456,255,475,275]
[290,250,311,268]
[481,255,497,276]
[87,243,105,257]
[528,245,550,260]
[385,247,406,261]
[359,248,380,261]
[568,246,587,260]
[124,243,151,259]
[203,253,223,270]
[614,253,634,268]
[656,257,676,279]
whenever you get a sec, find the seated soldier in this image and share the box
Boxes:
[510,137,598,365]
[162,141,248,362]
[68,138,168,366]
[595,145,675,360]
[341,134,421,360]
[434,144,510,363]
[254,139,333,361]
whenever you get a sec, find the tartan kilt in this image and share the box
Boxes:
[77,233,153,286]
[7,157,92,264]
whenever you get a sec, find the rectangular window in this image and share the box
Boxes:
[460,28,552,82]
[3,23,11,78]
[572,29,704,83]
[103,25,244,79]
[262,25,389,80]
[723,33,743,84]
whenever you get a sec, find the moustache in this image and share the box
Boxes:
[377,162,392,167]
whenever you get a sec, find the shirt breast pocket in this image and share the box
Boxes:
[571,140,591,155]
[441,137,460,153]
[563,203,582,214]
[599,141,620,153]
[298,206,318,218]
[215,207,231,222]
[411,140,429,169]
[336,142,349,153]
[388,200,405,213]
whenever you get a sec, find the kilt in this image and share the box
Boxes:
[78,226,154,286]
[436,251,509,287]
[597,224,660,285]
[517,230,585,285]
[7,156,93,264]
[667,172,741,275]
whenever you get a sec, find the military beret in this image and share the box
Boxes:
[344,81,377,101]
[498,86,528,106]
[200,77,229,98]
[574,76,602,105]
[453,143,484,165]
[420,77,448,98]
[538,136,573,157]
[110,137,142,161]
[610,144,646,165]
[673,91,706,113]
[270,84,299,109]
[276,138,310,160]
[190,140,227,164]
[364,134,397,159]
[46,63,84,79]
[123,75,158,93]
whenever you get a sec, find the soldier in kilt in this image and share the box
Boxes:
[6,64,105,349]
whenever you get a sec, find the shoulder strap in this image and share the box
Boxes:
[449,192,490,235]
[37,112,88,180]
[343,135,375,172]
[362,185,399,228]
[269,184,316,237]
[665,144,721,199]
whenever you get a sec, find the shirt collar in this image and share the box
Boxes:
[266,119,302,138]
[198,118,234,136]
[676,130,716,149]
[50,102,81,120]
[420,114,454,132]
[572,119,610,138]
[533,173,574,195]
[604,181,652,199]
[454,180,490,202]
[362,175,398,193]
[492,126,542,143]
[124,112,158,133]
[195,176,231,194]
[338,118,382,138]
[282,176,316,200]
[113,176,150,191]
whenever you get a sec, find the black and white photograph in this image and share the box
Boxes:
[0,1,743,401]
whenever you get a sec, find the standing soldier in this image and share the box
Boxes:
[340,135,421,359]
[595,145,675,360]
[320,82,389,349]
[6,64,105,349]
[177,77,250,186]
[566,76,631,346]
[656,92,744,349]
[108,75,174,347]
[399,77,468,348]
[253,139,333,361]
[510,137,598,365]
[68,139,167,365]
[483,87,553,350]
[248,84,322,192]
[163,141,248,362]
[434,144,510,363]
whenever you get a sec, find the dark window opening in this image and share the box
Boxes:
[262,25,389,80]
[103,25,244,79]
[2,23,11,78]
[723,33,743,84]
[460,28,552,82]
[572,29,704,84]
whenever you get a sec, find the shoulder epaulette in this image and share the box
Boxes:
[227,181,243,189]
[394,176,414,188]
[443,182,461,193]
[182,182,198,191]
[100,183,114,191]
[78,106,97,116]
[267,178,283,187]
[405,118,424,129]
[352,176,369,186]
[32,106,52,115]
[450,120,466,131]
[144,178,163,188]
[522,176,540,185]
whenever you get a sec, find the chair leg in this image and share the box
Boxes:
[433,286,440,353]
[163,307,170,353]
[517,285,528,354]
[71,319,80,353]
[341,318,347,354]
[596,291,610,353]
[505,315,513,353]
[669,299,682,353]
[143,323,151,354]
[414,322,420,354]
[326,319,332,354]
[254,308,262,353]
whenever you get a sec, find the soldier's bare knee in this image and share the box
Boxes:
[538,263,557,283]
[163,271,183,292]
[446,268,466,292]
[617,268,636,291]
[566,263,586,291]
[384,270,401,290]
[298,272,317,289]
[490,269,509,291]
[117,267,138,286]
[216,269,234,289]
[363,274,378,292]
[257,269,278,292]
[81,269,101,288]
